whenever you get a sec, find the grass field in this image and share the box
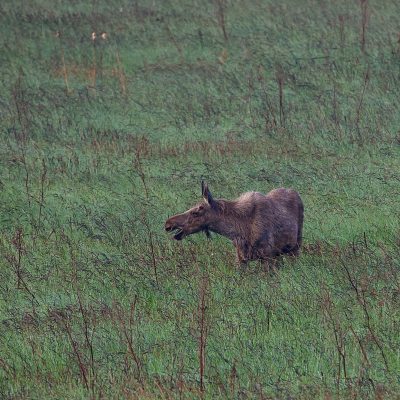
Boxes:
[0,0,399,398]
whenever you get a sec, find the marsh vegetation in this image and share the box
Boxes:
[0,0,399,398]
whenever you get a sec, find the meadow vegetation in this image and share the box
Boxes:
[0,0,399,398]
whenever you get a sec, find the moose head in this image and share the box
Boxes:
[165,181,218,240]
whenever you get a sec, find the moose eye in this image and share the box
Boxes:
[192,207,203,217]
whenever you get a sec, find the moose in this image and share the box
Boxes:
[165,182,304,265]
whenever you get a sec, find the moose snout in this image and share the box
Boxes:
[165,218,177,232]
[165,221,173,231]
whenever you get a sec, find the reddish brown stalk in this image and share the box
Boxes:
[360,0,368,53]
[6,229,36,303]
[397,33,400,54]
[134,151,158,284]
[89,34,97,88]
[338,15,345,50]
[360,289,389,371]
[354,66,370,142]
[37,158,47,233]
[341,260,389,371]
[61,47,70,93]
[257,65,277,130]
[143,212,158,285]
[76,289,96,393]
[134,150,149,198]
[116,50,127,96]
[63,319,89,390]
[229,363,237,398]
[0,356,16,380]
[332,84,339,127]
[216,0,228,42]
[12,228,24,289]
[166,25,184,62]
[275,65,285,127]
[349,325,370,366]
[12,70,32,206]
[198,274,209,394]
[322,288,347,389]
[113,297,142,382]
[62,233,98,393]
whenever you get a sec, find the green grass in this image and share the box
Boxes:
[0,0,399,398]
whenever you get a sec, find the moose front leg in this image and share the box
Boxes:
[260,257,280,274]
[235,248,248,268]
[233,239,250,271]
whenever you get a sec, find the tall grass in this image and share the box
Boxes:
[0,0,399,398]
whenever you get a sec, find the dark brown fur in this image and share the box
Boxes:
[165,182,304,265]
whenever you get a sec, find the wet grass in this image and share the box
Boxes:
[0,0,399,398]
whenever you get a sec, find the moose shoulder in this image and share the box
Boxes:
[165,182,304,264]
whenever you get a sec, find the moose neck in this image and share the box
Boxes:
[207,201,247,241]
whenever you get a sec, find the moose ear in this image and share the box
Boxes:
[201,180,206,197]
[201,180,214,205]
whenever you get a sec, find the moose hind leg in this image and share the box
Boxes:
[281,243,300,256]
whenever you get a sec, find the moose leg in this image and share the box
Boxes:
[235,247,248,269]
[233,240,249,270]
[281,242,300,257]
[261,257,280,273]
[288,244,300,256]
[256,245,280,272]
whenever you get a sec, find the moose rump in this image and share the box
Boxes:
[165,182,304,265]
